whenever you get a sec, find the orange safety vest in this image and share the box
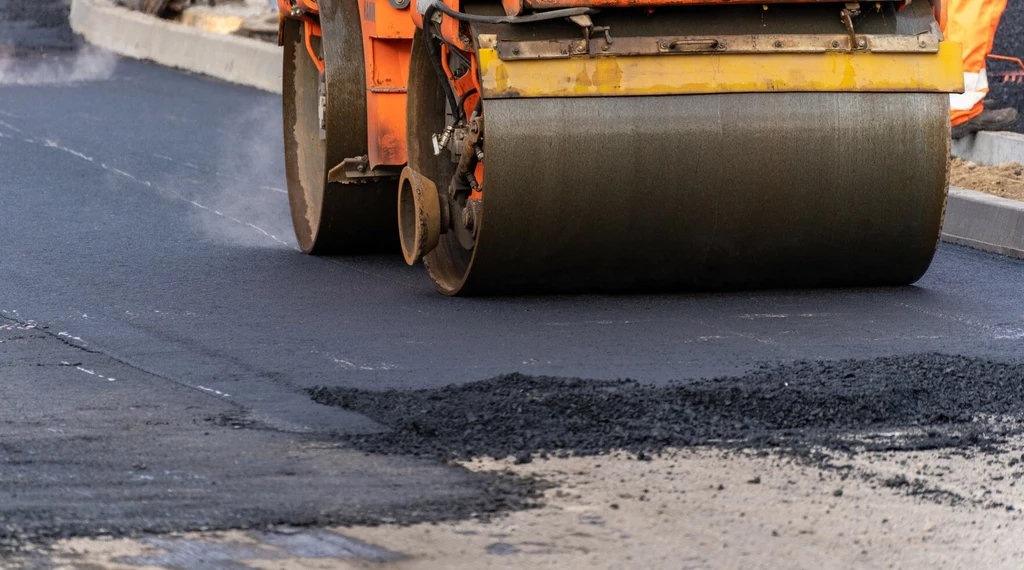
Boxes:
[940,0,1008,126]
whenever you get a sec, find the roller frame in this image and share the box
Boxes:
[279,2,962,295]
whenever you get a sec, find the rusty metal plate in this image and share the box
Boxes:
[494,33,941,61]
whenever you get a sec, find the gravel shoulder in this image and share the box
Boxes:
[951,158,1024,201]
[343,447,1024,569]
[20,443,1024,569]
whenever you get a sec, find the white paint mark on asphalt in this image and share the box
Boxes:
[43,139,94,161]
[197,385,231,397]
[185,200,289,246]
[100,162,153,186]
[326,353,399,371]
[28,137,293,249]
[0,323,36,331]
[58,331,85,343]
[738,313,835,320]
[244,222,289,247]
[73,365,116,381]
[543,320,638,326]
[893,302,1024,341]
[155,152,288,196]
[0,119,22,132]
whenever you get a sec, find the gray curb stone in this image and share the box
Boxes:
[69,0,282,93]
[951,131,1024,167]
[942,187,1024,259]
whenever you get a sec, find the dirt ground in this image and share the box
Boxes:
[19,440,1024,570]
[950,158,1024,201]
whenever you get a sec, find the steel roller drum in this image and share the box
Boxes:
[282,14,395,254]
[422,92,950,294]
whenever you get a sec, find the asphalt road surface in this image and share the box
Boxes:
[3,5,1024,568]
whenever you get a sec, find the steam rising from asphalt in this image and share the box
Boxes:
[0,46,118,85]
[177,101,296,249]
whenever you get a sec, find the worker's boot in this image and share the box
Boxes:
[951,104,1020,139]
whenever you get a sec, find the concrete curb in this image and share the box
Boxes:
[951,131,1024,166]
[942,187,1024,259]
[69,0,282,93]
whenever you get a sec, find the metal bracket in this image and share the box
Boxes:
[328,156,402,183]
[494,33,940,61]
[840,5,868,51]
[317,72,327,141]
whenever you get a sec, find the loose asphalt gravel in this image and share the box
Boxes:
[311,353,1024,461]
[1,0,1024,560]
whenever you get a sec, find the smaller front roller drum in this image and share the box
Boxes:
[281,8,395,255]
[410,83,950,295]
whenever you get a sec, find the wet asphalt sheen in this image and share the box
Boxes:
[1,51,1023,543]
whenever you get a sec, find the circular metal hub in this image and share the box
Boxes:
[398,167,442,265]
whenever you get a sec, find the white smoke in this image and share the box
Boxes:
[173,100,297,249]
[0,45,117,86]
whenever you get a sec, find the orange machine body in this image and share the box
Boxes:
[279,0,483,174]
[281,0,416,169]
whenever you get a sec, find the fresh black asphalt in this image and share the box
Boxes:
[1,0,1024,553]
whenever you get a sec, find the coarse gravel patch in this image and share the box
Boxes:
[21,448,1024,570]
[951,158,1024,201]
[310,353,1024,462]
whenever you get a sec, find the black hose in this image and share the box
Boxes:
[422,6,462,123]
[422,2,584,126]
[428,2,594,24]
[457,88,478,113]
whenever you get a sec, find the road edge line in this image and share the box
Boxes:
[942,187,1024,260]
[69,0,282,93]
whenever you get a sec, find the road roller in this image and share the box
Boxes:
[276,0,963,295]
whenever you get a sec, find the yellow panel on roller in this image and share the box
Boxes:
[476,42,964,98]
